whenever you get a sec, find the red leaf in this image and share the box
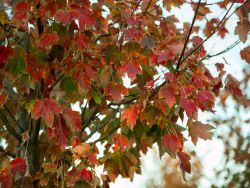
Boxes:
[10,157,27,176]
[122,28,142,41]
[55,11,72,25]
[157,50,174,64]
[120,60,141,79]
[159,84,177,108]
[240,46,250,64]
[121,105,139,129]
[164,72,176,82]
[113,133,129,151]
[191,36,203,45]
[79,7,94,30]
[31,98,62,127]
[177,151,191,180]
[181,98,197,117]
[197,90,215,111]
[74,33,88,49]
[62,107,81,131]
[161,134,182,155]
[0,94,8,107]
[226,74,243,97]
[14,2,30,12]
[81,169,92,182]
[0,170,12,188]
[188,121,213,145]
[53,115,71,148]
[0,46,13,67]
[104,82,128,101]
[85,153,98,164]
[39,32,59,48]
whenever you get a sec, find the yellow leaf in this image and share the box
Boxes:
[0,11,7,25]
[72,143,91,160]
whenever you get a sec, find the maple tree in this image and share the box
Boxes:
[0,0,249,187]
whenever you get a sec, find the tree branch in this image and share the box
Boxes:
[80,106,98,137]
[84,111,116,142]
[4,105,25,132]
[0,110,22,143]
[176,0,202,71]
[178,2,245,67]
[201,40,241,60]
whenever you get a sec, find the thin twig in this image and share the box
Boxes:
[201,40,241,60]
[84,111,116,142]
[176,0,202,71]
[48,73,65,92]
[179,2,244,66]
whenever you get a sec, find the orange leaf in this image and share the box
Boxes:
[72,143,91,159]
[188,121,213,145]
[113,133,129,151]
[31,98,62,127]
[240,46,250,64]
[104,82,128,101]
[161,134,182,155]
[121,105,139,129]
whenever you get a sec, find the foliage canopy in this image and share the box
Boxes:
[0,0,249,187]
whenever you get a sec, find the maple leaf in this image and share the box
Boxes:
[0,170,12,188]
[240,46,250,64]
[104,82,128,101]
[181,98,197,117]
[55,11,72,25]
[62,107,81,131]
[226,74,243,97]
[72,143,91,160]
[39,32,59,48]
[188,121,213,145]
[10,157,27,176]
[197,90,215,111]
[121,105,139,129]
[177,151,191,180]
[159,84,177,108]
[113,133,129,151]
[163,0,185,11]
[52,115,71,148]
[14,2,30,12]
[79,7,94,30]
[234,21,250,43]
[74,33,88,49]
[0,46,13,67]
[161,134,182,155]
[0,94,7,107]
[122,28,143,41]
[120,60,142,79]
[81,169,92,182]
[31,98,62,127]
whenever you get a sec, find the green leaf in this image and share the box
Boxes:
[36,51,46,62]
[7,57,25,74]
[61,77,77,94]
